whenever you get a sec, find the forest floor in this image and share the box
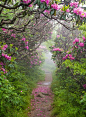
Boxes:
[28,70,54,117]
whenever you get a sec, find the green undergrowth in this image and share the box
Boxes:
[51,69,86,117]
[0,61,45,117]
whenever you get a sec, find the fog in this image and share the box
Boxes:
[41,50,56,73]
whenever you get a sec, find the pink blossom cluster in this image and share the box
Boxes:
[57,35,60,38]
[30,55,42,66]
[62,54,75,60]
[66,9,70,13]
[2,28,7,33]
[73,37,84,47]
[2,44,8,51]
[79,42,84,47]
[11,33,16,38]
[25,41,29,49]
[51,4,60,10]
[83,36,86,42]
[2,53,11,60]
[0,62,7,74]
[53,48,62,51]
[40,0,50,5]
[21,37,29,50]
[23,0,31,4]
[73,7,86,18]
[44,10,50,14]
[0,67,7,74]
[83,84,86,89]
[73,38,79,44]
[0,62,4,66]
[22,37,26,41]
[70,2,79,8]
[23,0,32,7]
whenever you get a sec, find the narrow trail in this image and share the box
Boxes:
[29,71,54,117]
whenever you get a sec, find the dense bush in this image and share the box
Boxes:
[50,25,86,117]
[0,59,45,117]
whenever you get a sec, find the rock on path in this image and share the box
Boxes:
[28,72,54,117]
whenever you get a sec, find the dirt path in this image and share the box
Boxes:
[28,71,54,117]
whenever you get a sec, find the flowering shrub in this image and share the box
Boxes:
[51,32,86,116]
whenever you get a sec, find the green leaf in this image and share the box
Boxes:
[14,2,19,7]
[10,44,13,47]
[50,9,55,16]
[40,3,44,9]
[34,0,37,5]
[15,47,18,51]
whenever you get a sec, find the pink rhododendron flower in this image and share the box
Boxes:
[74,38,79,42]
[53,48,61,51]
[25,46,29,49]
[40,0,50,4]
[46,0,50,4]
[57,35,60,38]
[73,38,79,44]
[23,0,31,4]
[29,4,32,7]
[82,36,86,41]
[22,38,26,41]
[2,28,6,31]
[4,44,8,48]
[75,46,78,48]
[39,61,42,63]
[4,54,11,60]
[0,62,4,66]
[70,2,79,8]
[40,0,45,2]
[73,41,76,45]
[44,10,50,14]
[62,57,66,60]
[1,68,5,72]
[2,53,11,60]
[25,41,28,45]
[51,4,60,10]
[83,84,86,89]
[11,33,16,38]
[70,57,75,60]
[2,53,5,56]
[66,9,70,12]
[69,54,72,57]
[2,44,8,51]
[79,42,84,47]
[73,7,85,18]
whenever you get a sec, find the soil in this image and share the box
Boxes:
[28,71,54,117]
